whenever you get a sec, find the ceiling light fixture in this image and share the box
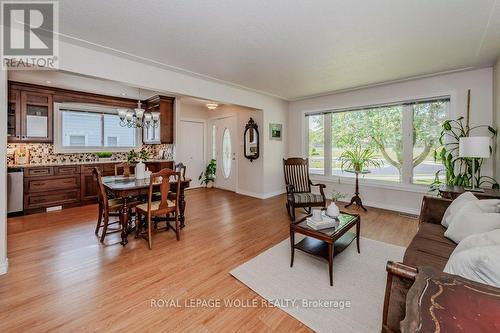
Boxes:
[117,88,159,129]
[206,103,218,110]
[45,80,52,84]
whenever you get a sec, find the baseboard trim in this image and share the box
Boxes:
[0,258,9,275]
[261,189,286,199]
[361,200,420,216]
[236,189,286,200]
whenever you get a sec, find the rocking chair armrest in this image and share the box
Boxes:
[310,182,326,200]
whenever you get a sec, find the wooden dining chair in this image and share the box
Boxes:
[135,168,182,249]
[283,157,326,221]
[93,167,124,242]
[174,162,187,180]
[114,162,131,177]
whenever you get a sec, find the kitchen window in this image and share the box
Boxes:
[306,97,449,186]
[54,103,141,153]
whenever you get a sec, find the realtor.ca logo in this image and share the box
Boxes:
[1,1,59,69]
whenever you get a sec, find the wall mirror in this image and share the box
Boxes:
[244,118,259,162]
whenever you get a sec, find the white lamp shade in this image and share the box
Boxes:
[134,108,145,120]
[151,112,160,121]
[459,136,490,158]
[117,109,128,119]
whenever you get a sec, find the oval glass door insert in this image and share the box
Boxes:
[222,128,232,179]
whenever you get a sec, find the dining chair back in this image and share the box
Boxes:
[136,168,182,249]
[114,162,131,177]
[92,167,123,242]
[174,162,187,180]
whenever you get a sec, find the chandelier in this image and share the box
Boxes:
[117,89,160,128]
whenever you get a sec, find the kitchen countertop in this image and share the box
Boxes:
[7,159,174,168]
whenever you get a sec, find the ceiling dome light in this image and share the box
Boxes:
[206,103,218,110]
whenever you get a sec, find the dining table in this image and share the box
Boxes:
[102,175,191,246]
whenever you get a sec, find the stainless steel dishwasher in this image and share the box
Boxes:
[7,167,24,214]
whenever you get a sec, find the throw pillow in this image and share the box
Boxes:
[441,192,477,228]
[449,229,500,254]
[444,201,500,243]
[444,243,500,288]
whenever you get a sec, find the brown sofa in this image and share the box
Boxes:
[382,196,454,332]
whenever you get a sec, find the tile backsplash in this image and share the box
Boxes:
[7,143,174,165]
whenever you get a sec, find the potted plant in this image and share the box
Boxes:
[431,117,498,191]
[131,149,151,179]
[326,190,346,218]
[331,190,346,202]
[339,145,382,174]
[339,145,381,211]
[126,150,139,165]
[95,152,112,162]
[199,159,217,188]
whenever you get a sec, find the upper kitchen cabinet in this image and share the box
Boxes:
[144,95,175,144]
[8,82,54,143]
[8,88,21,142]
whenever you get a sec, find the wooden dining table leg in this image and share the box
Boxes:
[179,189,186,229]
[120,197,129,246]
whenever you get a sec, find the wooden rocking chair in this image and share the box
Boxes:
[283,158,327,221]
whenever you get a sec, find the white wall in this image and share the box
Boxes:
[184,103,266,197]
[289,68,494,214]
[494,58,500,180]
[55,39,288,197]
[0,69,7,275]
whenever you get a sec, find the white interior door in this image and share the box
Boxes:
[176,120,205,188]
[213,116,237,191]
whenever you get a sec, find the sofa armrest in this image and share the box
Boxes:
[418,196,452,225]
[382,261,418,333]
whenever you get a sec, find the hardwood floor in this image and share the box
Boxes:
[0,189,418,332]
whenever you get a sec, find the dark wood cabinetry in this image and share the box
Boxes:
[23,161,174,213]
[21,90,53,142]
[8,83,54,143]
[145,96,175,144]
[8,81,175,145]
[8,88,21,141]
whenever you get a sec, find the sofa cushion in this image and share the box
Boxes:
[403,223,457,270]
[441,191,477,228]
[444,201,500,243]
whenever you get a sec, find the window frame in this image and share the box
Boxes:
[53,102,142,153]
[304,96,450,189]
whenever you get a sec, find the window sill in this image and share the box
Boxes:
[53,146,142,154]
[310,174,433,194]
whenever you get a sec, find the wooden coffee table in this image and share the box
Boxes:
[290,210,360,286]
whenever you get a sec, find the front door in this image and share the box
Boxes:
[213,116,237,191]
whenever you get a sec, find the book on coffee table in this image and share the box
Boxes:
[306,214,338,230]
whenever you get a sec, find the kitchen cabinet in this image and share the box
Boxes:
[8,83,54,143]
[145,96,175,144]
[8,88,21,142]
[21,91,53,142]
[22,161,174,213]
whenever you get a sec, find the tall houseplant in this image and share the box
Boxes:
[432,117,498,190]
[199,159,217,187]
[339,145,382,173]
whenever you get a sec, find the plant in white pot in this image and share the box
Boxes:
[199,159,216,188]
[326,190,346,218]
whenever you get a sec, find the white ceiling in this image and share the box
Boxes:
[58,0,500,100]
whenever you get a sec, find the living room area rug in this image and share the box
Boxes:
[230,237,405,333]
